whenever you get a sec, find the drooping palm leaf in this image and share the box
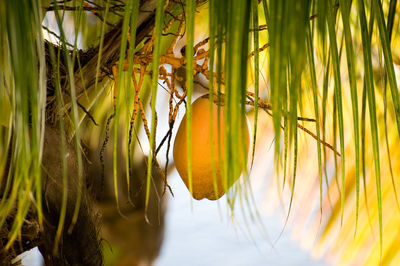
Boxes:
[1,0,400,264]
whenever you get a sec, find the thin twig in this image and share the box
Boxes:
[76,101,98,126]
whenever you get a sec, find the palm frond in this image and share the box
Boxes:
[1,0,400,264]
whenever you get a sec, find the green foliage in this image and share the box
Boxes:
[0,0,46,248]
[1,0,400,261]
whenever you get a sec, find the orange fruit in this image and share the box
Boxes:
[173,95,249,200]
